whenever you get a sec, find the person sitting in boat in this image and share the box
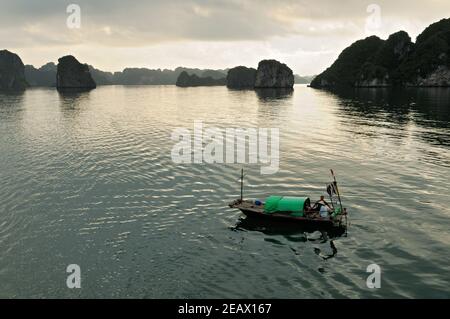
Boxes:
[312,196,333,217]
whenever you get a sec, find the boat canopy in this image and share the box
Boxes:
[264,196,310,214]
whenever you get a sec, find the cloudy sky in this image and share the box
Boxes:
[1,0,449,75]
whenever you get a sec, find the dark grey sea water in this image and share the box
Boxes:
[0,85,449,298]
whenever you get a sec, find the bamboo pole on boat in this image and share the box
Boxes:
[240,168,244,202]
[330,169,347,234]
[330,169,343,213]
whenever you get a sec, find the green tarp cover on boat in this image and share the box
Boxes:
[264,196,310,215]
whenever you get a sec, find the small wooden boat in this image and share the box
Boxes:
[229,198,345,229]
[228,169,348,231]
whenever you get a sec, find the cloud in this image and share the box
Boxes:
[0,0,449,73]
[2,0,447,46]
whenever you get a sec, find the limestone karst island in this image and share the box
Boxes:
[0,0,449,304]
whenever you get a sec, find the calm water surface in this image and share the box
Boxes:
[0,85,449,298]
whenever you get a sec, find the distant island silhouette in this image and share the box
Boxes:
[0,52,311,91]
[1,18,449,91]
[175,71,226,87]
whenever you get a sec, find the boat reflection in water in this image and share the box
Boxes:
[233,215,346,238]
[232,215,343,260]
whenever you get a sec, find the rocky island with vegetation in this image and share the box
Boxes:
[254,59,294,88]
[311,18,450,88]
[226,66,256,89]
[56,55,97,90]
[176,59,294,89]
[226,60,294,89]
[0,50,28,90]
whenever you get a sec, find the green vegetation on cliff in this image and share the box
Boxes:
[311,18,450,88]
[311,36,384,87]
[397,18,450,85]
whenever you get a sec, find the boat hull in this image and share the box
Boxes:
[229,199,346,231]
